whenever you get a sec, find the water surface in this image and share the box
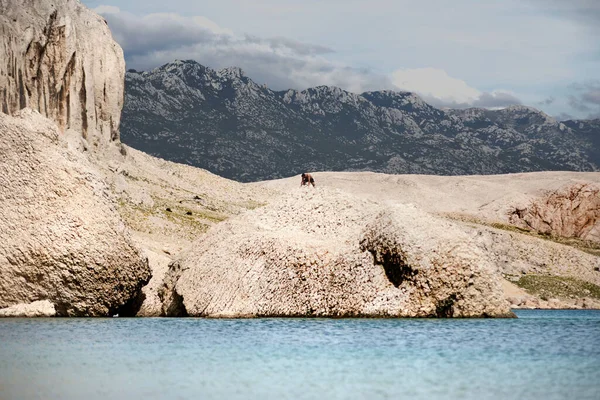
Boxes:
[1,310,599,399]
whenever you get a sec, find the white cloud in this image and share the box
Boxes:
[97,6,391,92]
[92,4,530,110]
[93,4,527,110]
[391,68,521,109]
[93,5,120,14]
[391,68,480,104]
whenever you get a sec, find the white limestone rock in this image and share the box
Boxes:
[136,249,172,317]
[0,300,56,317]
[167,188,513,317]
[0,0,125,148]
[360,206,512,318]
[0,110,150,316]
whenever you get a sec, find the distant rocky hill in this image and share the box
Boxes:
[121,60,599,182]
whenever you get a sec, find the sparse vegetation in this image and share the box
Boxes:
[116,194,226,238]
[488,221,600,257]
[515,275,600,300]
[241,200,267,210]
[448,214,600,257]
[160,207,210,234]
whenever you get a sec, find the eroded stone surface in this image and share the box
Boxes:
[0,300,56,317]
[361,207,512,318]
[508,183,600,243]
[135,249,172,317]
[0,110,150,316]
[168,189,513,317]
[0,0,125,148]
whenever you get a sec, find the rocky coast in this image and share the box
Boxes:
[1,0,599,317]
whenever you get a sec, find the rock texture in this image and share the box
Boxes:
[96,145,276,316]
[261,171,600,223]
[167,188,513,317]
[121,60,598,182]
[360,208,511,317]
[0,300,56,317]
[466,224,600,286]
[260,172,600,309]
[135,249,172,317]
[0,110,150,316]
[508,183,600,243]
[0,0,125,147]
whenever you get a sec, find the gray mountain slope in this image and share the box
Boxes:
[121,60,598,182]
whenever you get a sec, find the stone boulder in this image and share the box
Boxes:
[135,249,172,317]
[166,188,513,317]
[0,0,125,148]
[508,183,600,242]
[0,300,56,317]
[361,208,511,317]
[466,224,600,286]
[0,110,150,316]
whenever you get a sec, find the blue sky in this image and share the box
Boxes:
[83,0,600,119]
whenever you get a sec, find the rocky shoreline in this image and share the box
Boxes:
[1,0,599,318]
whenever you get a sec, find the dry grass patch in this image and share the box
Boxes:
[445,213,600,257]
[515,275,600,301]
[488,222,600,257]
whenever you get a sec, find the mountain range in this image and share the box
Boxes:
[121,60,599,182]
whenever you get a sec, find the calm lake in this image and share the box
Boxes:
[1,310,599,400]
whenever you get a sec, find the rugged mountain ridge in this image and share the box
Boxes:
[122,60,598,182]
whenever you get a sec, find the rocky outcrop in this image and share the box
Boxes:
[262,172,600,309]
[0,110,150,316]
[508,183,600,243]
[166,188,513,317]
[0,0,125,148]
[361,208,513,317]
[0,300,56,317]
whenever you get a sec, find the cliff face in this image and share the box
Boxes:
[0,0,149,317]
[0,0,125,148]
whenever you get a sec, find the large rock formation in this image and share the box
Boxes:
[0,0,125,147]
[0,0,151,316]
[508,183,600,243]
[0,110,150,316]
[166,189,513,317]
[260,172,600,309]
[361,208,512,317]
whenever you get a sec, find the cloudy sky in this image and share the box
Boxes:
[83,0,600,119]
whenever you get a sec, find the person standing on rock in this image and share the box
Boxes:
[300,173,316,187]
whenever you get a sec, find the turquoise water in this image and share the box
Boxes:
[1,310,599,400]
